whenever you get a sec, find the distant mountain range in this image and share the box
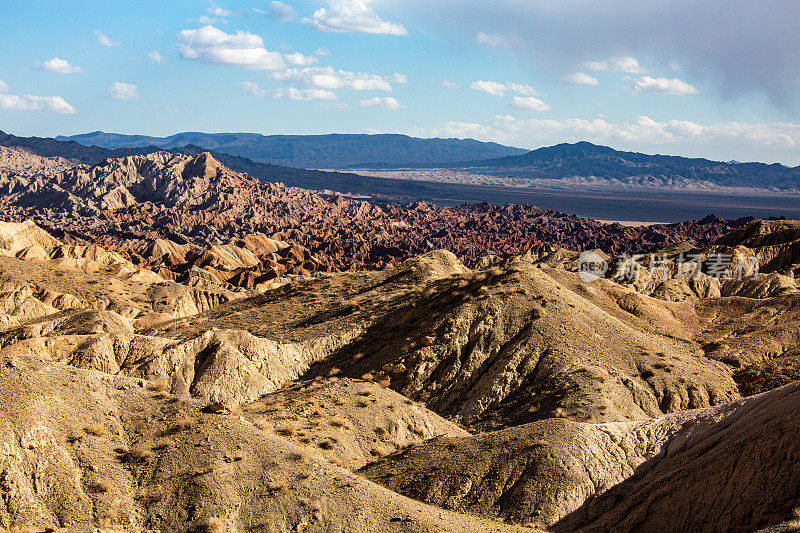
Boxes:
[455,141,800,190]
[55,131,528,168]
[4,129,800,195]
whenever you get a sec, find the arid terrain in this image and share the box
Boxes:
[2,148,800,532]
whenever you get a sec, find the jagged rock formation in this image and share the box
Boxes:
[0,147,753,290]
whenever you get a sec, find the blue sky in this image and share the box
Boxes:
[2,0,800,164]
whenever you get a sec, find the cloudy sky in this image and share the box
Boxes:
[3,0,800,164]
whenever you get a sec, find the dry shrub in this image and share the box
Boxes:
[329,416,350,429]
[85,423,109,437]
[173,416,197,431]
[122,445,153,463]
[288,450,310,463]
[378,379,391,388]
[277,421,297,436]
[360,373,374,382]
[154,437,175,450]
[91,477,114,493]
[198,517,226,533]
[266,480,287,494]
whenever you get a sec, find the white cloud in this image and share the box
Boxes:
[392,72,408,84]
[240,81,269,96]
[476,32,511,48]
[304,0,408,35]
[148,51,164,63]
[315,47,331,56]
[0,93,76,114]
[585,56,643,73]
[440,78,458,89]
[507,83,539,96]
[36,57,83,74]
[268,1,297,21]
[207,2,234,17]
[198,15,217,24]
[0,79,8,92]
[107,82,140,100]
[94,30,119,47]
[561,72,599,86]
[470,80,506,96]
[633,76,698,95]
[669,61,682,71]
[276,87,339,101]
[177,25,315,70]
[470,80,539,97]
[510,96,550,111]
[272,66,394,91]
[418,114,800,158]
[360,96,404,109]
[240,81,338,101]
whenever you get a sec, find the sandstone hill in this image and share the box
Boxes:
[2,219,800,531]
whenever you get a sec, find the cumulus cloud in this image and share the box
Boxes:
[476,32,511,48]
[510,96,550,111]
[206,2,234,17]
[360,96,404,109]
[177,25,316,70]
[94,30,118,47]
[633,76,698,95]
[0,93,76,114]
[271,66,395,91]
[36,57,83,74]
[392,72,408,84]
[585,56,643,73]
[397,0,800,106]
[440,78,458,89]
[561,72,599,86]
[0,79,8,92]
[148,51,164,63]
[107,82,140,100]
[417,113,800,163]
[304,0,408,35]
[470,80,539,97]
[240,81,338,101]
[268,1,297,21]
[470,80,506,96]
